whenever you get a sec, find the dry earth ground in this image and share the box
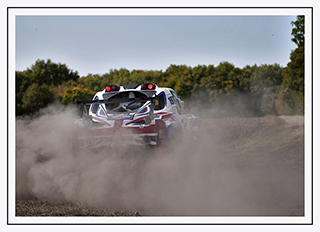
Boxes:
[15,115,305,216]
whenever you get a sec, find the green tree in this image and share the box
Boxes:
[250,64,284,115]
[27,59,79,86]
[239,65,256,93]
[291,15,304,47]
[16,71,30,93]
[78,74,104,92]
[108,68,130,86]
[164,65,193,98]
[129,70,148,84]
[199,62,239,103]
[194,65,216,103]
[62,85,95,104]
[283,46,304,101]
[283,15,305,103]
[192,65,208,85]
[148,70,165,86]
[22,83,54,114]
[250,64,283,91]
[275,86,303,115]
[191,65,210,101]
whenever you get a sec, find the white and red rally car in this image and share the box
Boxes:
[75,83,198,149]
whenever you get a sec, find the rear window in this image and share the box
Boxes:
[105,91,148,113]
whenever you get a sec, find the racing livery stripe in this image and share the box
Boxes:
[125,116,148,125]
[92,115,111,126]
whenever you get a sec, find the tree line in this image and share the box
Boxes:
[15,59,304,117]
[15,16,304,117]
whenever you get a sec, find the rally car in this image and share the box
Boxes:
[75,83,198,149]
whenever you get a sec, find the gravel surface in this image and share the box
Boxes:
[15,114,305,217]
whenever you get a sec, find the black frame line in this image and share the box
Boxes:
[7,6,313,226]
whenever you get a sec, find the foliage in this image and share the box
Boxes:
[283,44,304,102]
[283,15,304,105]
[62,85,95,105]
[21,83,54,114]
[16,60,78,115]
[78,74,104,92]
[16,60,304,116]
[23,59,79,86]
[249,64,284,115]
[291,15,304,47]
[275,86,303,115]
[16,34,305,118]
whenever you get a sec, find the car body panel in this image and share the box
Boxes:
[75,84,198,149]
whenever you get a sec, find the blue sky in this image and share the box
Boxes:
[15,14,298,77]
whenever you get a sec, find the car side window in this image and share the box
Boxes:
[91,103,99,114]
[171,90,182,110]
[154,92,165,110]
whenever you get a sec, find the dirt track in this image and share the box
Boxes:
[15,113,305,216]
[200,115,305,216]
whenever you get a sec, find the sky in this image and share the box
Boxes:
[15,13,298,77]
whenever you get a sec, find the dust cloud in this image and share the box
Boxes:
[15,102,304,216]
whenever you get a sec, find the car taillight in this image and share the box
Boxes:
[141,83,156,90]
[141,84,147,89]
[156,120,167,144]
[106,85,120,92]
